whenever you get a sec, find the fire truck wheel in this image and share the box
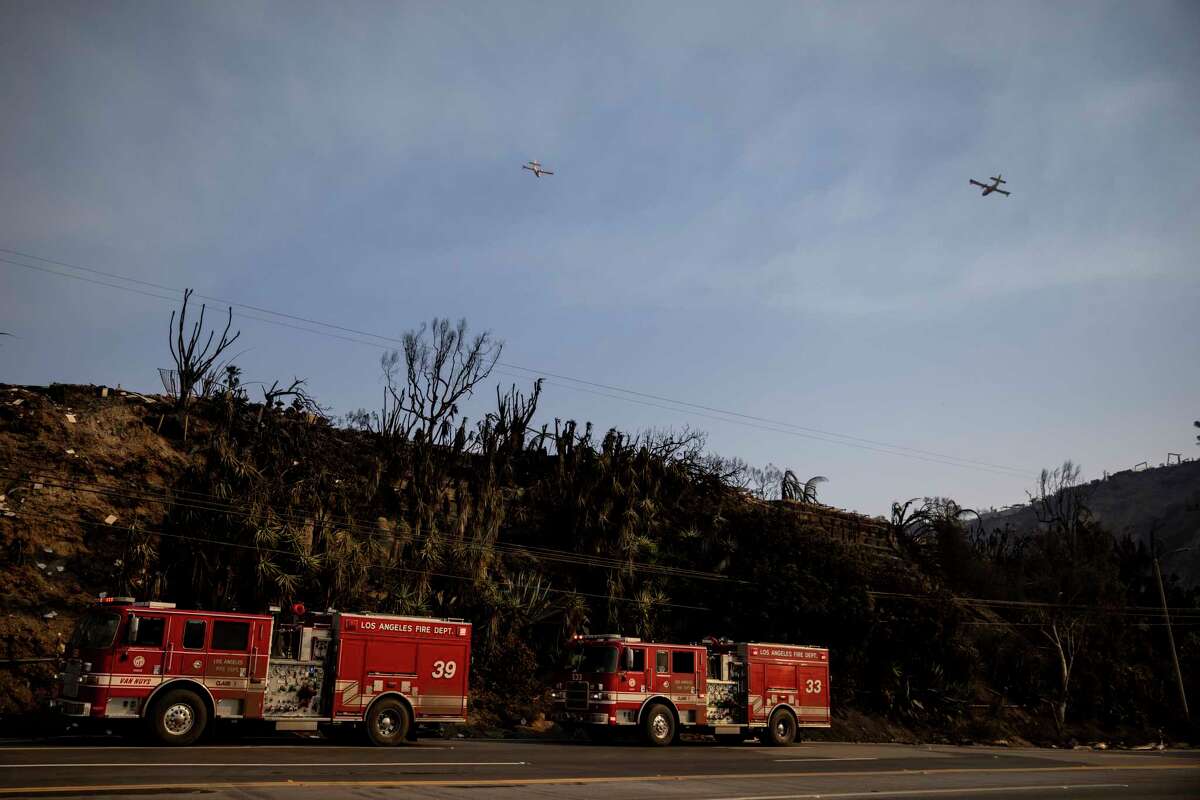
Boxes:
[366,698,411,746]
[641,703,676,747]
[150,689,208,746]
[761,708,797,746]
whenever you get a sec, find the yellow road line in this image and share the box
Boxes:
[0,762,1195,796]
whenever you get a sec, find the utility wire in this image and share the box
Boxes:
[0,467,742,583]
[1,247,1036,479]
[866,590,1200,619]
[3,250,1035,481]
[9,507,711,612]
[5,470,1193,620]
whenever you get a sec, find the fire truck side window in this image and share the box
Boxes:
[656,650,669,674]
[672,650,695,673]
[211,620,250,651]
[182,620,206,650]
[627,648,645,671]
[129,616,165,647]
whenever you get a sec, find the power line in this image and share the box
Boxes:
[11,505,1193,623]
[7,468,1193,620]
[7,471,1189,621]
[0,468,731,581]
[10,507,712,612]
[2,252,1032,481]
[0,257,400,352]
[1,246,1036,480]
[0,467,742,584]
[866,590,1200,620]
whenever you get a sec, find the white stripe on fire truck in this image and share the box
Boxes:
[70,674,268,690]
[73,675,164,688]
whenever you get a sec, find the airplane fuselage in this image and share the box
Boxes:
[969,177,1010,197]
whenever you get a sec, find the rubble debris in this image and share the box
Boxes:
[35,562,46,570]
[10,398,22,406]
[118,389,157,404]
[65,413,77,423]
[43,611,57,620]
[55,565,64,573]
[66,449,75,455]
[98,387,109,398]
[43,546,54,554]
[104,514,118,525]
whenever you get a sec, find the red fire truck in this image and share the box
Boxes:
[551,635,830,746]
[51,597,472,746]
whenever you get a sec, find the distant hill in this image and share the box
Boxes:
[980,459,1200,586]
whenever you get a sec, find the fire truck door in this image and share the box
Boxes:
[620,646,648,692]
[669,649,699,695]
[204,619,254,688]
[123,614,167,680]
[653,649,699,696]
[653,648,671,692]
[170,618,209,677]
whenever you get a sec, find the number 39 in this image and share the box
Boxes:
[805,678,823,693]
[432,660,457,679]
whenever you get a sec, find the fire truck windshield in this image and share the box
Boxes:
[69,610,120,650]
[569,645,619,674]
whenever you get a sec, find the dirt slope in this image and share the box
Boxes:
[0,383,195,712]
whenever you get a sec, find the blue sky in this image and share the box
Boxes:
[2,1,1198,515]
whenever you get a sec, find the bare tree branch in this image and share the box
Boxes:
[377,317,503,444]
[168,288,241,410]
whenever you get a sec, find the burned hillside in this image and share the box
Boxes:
[2,372,1196,744]
[0,294,1195,744]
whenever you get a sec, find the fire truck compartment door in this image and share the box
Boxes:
[798,665,829,719]
[416,642,468,716]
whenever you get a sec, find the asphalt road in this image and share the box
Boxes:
[0,734,1196,799]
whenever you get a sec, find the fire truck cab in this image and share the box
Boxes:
[52,597,472,746]
[551,634,830,746]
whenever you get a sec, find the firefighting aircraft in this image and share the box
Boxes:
[522,160,554,178]
[969,174,1011,196]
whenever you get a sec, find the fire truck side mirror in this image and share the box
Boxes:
[126,614,139,644]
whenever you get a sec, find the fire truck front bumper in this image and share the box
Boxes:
[552,709,611,725]
[48,698,92,717]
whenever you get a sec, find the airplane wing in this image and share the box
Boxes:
[994,188,1011,196]
[542,170,553,175]
[969,179,987,188]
